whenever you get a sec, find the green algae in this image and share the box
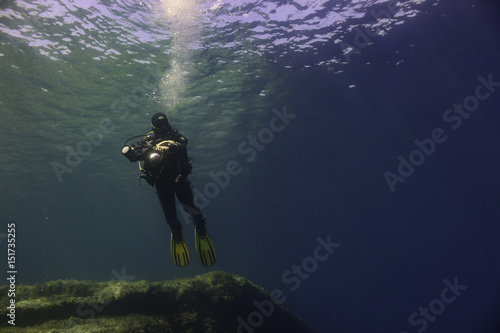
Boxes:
[0,271,316,333]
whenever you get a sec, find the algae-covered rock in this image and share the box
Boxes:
[0,271,316,333]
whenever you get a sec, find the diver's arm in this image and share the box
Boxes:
[175,133,188,150]
[155,140,183,155]
[121,139,151,162]
[133,146,148,161]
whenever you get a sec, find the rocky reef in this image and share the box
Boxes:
[0,271,316,333]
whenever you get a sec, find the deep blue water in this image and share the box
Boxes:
[1,0,500,332]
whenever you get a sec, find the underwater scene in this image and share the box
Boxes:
[1,0,500,332]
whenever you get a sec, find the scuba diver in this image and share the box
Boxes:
[121,113,216,267]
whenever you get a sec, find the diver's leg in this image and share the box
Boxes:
[175,178,206,227]
[176,178,216,266]
[156,185,182,232]
[157,183,190,266]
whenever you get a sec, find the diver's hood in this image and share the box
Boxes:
[151,113,172,131]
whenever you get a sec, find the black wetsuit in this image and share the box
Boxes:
[136,130,205,232]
